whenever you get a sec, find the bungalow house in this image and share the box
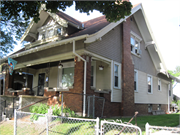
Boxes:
[1,3,180,117]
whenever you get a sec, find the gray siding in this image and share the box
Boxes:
[86,24,122,63]
[130,16,157,76]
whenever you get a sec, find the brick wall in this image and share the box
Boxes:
[121,18,135,116]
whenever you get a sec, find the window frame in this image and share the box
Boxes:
[158,78,161,91]
[38,23,63,40]
[148,104,152,113]
[57,62,74,90]
[91,61,96,88]
[168,83,171,97]
[114,62,121,89]
[134,70,138,92]
[130,31,142,56]
[147,74,153,94]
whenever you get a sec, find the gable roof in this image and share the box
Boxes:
[2,3,178,81]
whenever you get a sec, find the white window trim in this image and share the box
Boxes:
[134,69,138,92]
[158,78,161,91]
[113,61,121,89]
[57,61,74,90]
[130,31,142,56]
[147,74,153,94]
[91,61,96,88]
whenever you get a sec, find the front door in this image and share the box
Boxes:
[37,73,45,96]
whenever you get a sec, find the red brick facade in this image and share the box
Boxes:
[121,18,135,116]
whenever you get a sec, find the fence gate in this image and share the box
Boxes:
[100,120,142,135]
[87,95,105,118]
[146,123,180,135]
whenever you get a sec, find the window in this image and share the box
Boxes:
[57,28,62,35]
[147,75,153,93]
[37,23,63,40]
[48,29,54,37]
[157,104,161,110]
[134,70,138,91]
[168,84,171,96]
[91,61,96,88]
[57,62,74,90]
[148,104,152,112]
[158,78,161,91]
[130,31,142,55]
[114,62,121,89]
[62,67,74,88]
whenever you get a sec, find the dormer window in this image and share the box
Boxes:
[57,28,62,35]
[37,22,64,40]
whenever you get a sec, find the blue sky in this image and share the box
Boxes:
[13,0,180,71]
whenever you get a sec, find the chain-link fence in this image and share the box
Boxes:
[100,120,142,135]
[14,110,99,135]
[145,123,180,135]
[87,95,105,118]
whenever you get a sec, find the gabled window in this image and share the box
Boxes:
[38,23,63,40]
[114,62,121,89]
[134,70,138,92]
[158,78,161,91]
[130,31,142,55]
[147,75,153,93]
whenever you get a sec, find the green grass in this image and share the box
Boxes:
[0,113,179,135]
[104,113,180,134]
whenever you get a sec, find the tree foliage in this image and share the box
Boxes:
[168,66,180,78]
[1,1,132,57]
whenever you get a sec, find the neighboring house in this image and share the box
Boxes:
[0,3,180,117]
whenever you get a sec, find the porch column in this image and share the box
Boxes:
[5,69,14,96]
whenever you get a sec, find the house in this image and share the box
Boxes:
[1,3,180,117]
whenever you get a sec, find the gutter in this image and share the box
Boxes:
[72,40,87,117]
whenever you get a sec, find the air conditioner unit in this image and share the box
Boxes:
[137,49,142,55]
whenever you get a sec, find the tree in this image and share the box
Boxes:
[1,1,132,57]
[168,66,180,78]
[168,66,180,84]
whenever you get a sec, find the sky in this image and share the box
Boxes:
[13,0,180,71]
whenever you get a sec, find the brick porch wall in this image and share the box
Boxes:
[121,18,135,116]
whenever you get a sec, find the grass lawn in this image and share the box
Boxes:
[0,113,179,135]
[105,113,180,134]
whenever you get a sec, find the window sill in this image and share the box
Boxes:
[131,52,141,58]
[94,89,111,94]
[147,92,153,94]
[45,87,73,91]
[113,87,121,90]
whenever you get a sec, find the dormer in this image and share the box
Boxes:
[37,18,67,41]
[21,10,83,50]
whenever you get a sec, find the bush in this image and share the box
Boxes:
[29,103,76,121]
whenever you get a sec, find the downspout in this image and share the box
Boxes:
[72,40,87,117]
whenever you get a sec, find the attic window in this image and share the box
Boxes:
[130,31,142,56]
[37,23,63,40]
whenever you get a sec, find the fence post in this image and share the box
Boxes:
[93,95,95,118]
[145,122,149,135]
[96,117,99,135]
[14,109,17,135]
[46,114,49,135]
